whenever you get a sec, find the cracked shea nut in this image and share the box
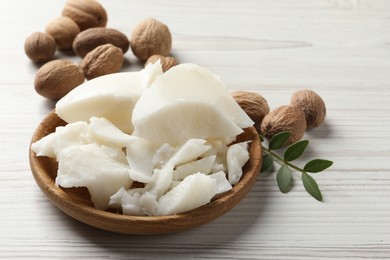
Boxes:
[145,55,178,72]
[290,89,326,128]
[232,91,270,130]
[73,27,129,57]
[24,32,56,63]
[34,60,85,100]
[130,18,172,61]
[62,0,107,31]
[261,105,307,144]
[81,44,124,80]
[45,16,80,50]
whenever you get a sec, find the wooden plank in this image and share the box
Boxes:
[1,0,390,259]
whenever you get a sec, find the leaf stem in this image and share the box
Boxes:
[262,145,305,174]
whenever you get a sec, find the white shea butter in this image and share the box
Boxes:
[156,173,218,216]
[56,62,163,134]
[227,142,250,185]
[132,63,253,146]
[56,143,132,210]
[132,100,244,146]
[32,63,252,216]
[132,63,253,128]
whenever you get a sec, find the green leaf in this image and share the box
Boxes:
[260,154,274,172]
[268,131,291,150]
[284,140,309,161]
[304,159,333,173]
[302,173,322,201]
[276,164,292,193]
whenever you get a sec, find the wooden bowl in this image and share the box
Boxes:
[29,111,262,235]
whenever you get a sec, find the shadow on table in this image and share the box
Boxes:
[304,121,334,140]
[298,121,335,162]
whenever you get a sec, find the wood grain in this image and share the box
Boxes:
[1,0,390,259]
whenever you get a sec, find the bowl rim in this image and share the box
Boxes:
[29,110,262,235]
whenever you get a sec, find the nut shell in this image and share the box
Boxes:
[260,105,306,144]
[45,16,80,50]
[232,91,270,130]
[62,0,107,31]
[73,27,129,57]
[81,44,124,80]
[34,60,85,100]
[130,18,172,61]
[290,89,326,128]
[24,32,56,63]
[145,54,178,72]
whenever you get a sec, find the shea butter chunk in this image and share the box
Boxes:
[56,63,163,133]
[156,173,218,215]
[56,143,132,210]
[227,142,250,185]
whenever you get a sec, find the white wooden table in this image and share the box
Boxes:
[1,0,390,259]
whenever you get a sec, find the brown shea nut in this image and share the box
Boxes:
[260,105,307,144]
[62,0,107,31]
[24,32,56,62]
[73,27,129,57]
[45,16,80,50]
[290,89,326,128]
[34,60,85,100]
[232,91,270,130]
[81,44,123,80]
[145,54,178,72]
[130,18,172,61]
